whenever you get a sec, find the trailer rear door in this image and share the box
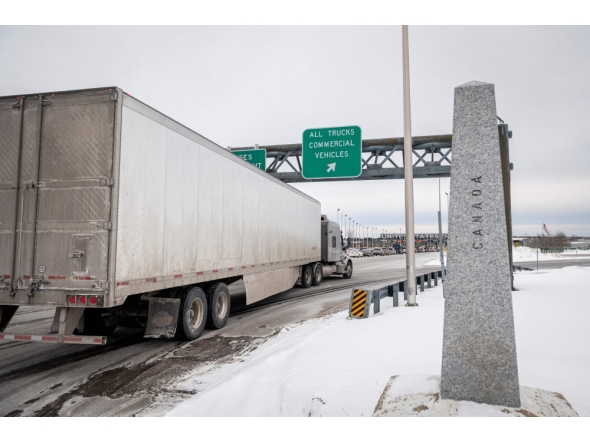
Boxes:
[0,89,116,304]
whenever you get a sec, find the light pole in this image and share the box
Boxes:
[445,192,450,249]
[438,178,446,283]
[349,218,352,246]
[402,24,417,306]
[337,209,340,229]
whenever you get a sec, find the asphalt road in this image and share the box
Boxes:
[0,253,440,417]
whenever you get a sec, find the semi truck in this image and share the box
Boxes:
[0,87,353,345]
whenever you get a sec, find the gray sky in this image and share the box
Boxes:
[1,26,588,236]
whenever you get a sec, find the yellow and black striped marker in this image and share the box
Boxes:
[349,289,370,319]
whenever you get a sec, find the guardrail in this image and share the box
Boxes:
[512,265,533,272]
[349,271,443,319]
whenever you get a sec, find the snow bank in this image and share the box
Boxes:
[167,266,590,417]
[425,247,570,266]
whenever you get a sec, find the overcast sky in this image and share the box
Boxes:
[1,26,588,236]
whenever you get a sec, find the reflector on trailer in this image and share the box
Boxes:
[89,296,97,305]
[0,333,106,345]
[79,295,87,305]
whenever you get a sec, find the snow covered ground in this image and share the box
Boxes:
[167,266,590,417]
[425,246,576,266]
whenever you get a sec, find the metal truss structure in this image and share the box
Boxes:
[232,134,455,183]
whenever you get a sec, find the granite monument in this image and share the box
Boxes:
[441,81,520,407]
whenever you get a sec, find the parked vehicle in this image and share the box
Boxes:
[360,248,374,257]
[373,247,384,256]
[348,248,363,258]
[0,87,354,345]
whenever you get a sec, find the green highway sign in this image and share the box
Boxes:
[233,149,266,171]
[302,126,362,179]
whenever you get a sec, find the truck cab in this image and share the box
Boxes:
[296,215,353,288]
[321,215,346,263]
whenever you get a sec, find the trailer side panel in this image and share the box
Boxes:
[113,97,320,303]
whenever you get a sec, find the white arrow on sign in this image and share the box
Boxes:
[327,163,336,173]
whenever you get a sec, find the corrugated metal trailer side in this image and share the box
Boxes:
[113,94,321,306]
[0,87,321,312]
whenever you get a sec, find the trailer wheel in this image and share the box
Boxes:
[205,282,231,329]
[301,265,313,288]
[176,286,208,340]
[312,263,323,286]
[342,261,353,279]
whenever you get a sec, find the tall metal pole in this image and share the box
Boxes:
[438,177,446,282]
[402,25,417,306]
[337,209,340,229]
[498,124,514,290]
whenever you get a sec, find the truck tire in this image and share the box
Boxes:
[342,261,353,279]
[312,263,323,286]
[301,265,313,288]
[205,282,231,330]
[83,309,118,336]
[176,286,208,340]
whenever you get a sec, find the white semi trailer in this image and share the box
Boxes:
[0,87,353,344]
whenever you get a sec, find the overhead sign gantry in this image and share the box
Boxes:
[230,128,512,183]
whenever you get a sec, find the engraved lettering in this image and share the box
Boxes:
[473,229,483,236]
[472,190,482,196]
[472,215,483,222]
[471,176,482,183]
[472,243,483,249]
[472,202,482,209]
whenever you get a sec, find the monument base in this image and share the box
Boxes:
[373,374,578,417]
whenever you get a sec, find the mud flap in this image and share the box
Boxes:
[144,298,180,339]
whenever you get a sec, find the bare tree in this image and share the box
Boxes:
[528,230,570,252]
[346,228,354,247]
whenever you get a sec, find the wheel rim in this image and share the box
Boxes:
[189,297,204,329]
[347,264,352,274]
[306,269,312,283]
[315,268,321,280]
[216,291,228,320]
